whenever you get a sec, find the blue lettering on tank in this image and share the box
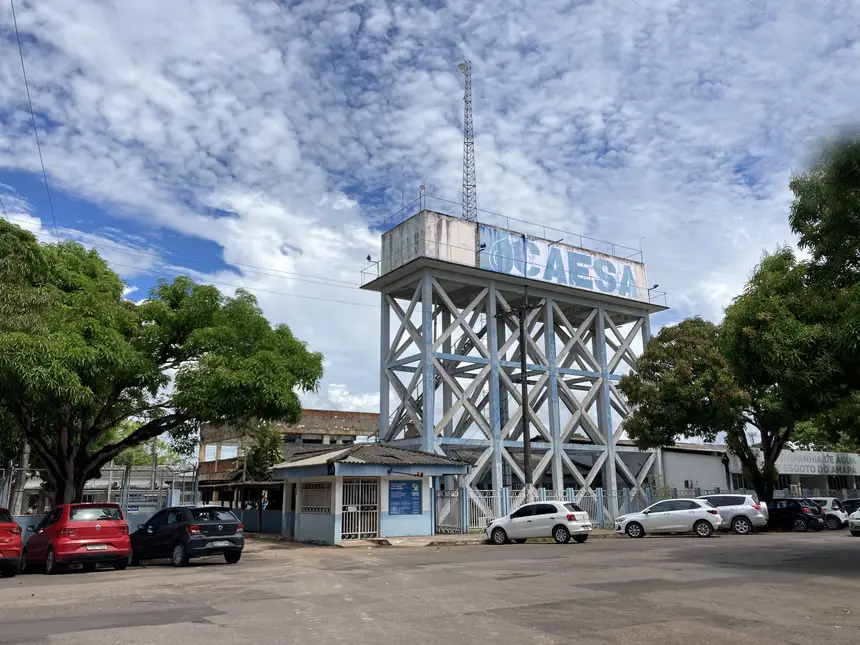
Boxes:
[594,259,617,293]
[543,247,567,284]
[568,252,593,290]
[618,265,638,298]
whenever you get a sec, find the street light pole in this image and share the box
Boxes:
[496,287,542,496]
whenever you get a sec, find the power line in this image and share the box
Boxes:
[10,0,60,242]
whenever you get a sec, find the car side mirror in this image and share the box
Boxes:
[642,510,650,515]
[26,525,35,532]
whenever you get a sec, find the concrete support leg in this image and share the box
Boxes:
[421,273,436,454]
[487,283,504,497]
[595,309,619,519]
[544,300,563,492]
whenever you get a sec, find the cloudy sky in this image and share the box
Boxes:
[0,0,856,413]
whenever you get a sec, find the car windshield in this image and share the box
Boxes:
[190,508,237,522]
[70,506,123,521]
[0,509,12,523]
[563,503,585,513]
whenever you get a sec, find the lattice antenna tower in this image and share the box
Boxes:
[457,61,477,222]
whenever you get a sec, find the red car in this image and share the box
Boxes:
[0,508,23,578]
[22,503,131,574]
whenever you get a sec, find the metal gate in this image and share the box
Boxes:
[435,490,462,533]
[341,478,379,540]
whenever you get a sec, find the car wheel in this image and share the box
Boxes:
[224,552,242,564]
[0,563,17,578]
[44,548,61,575]
[731,517,752,535]
[850,530,860,537]
[513,538,527,544]
[793,518,808,532]
[113,559,128,571]
[626,522,644,538]
[553,525,570,544]
[19,549,29,574]
[572,535,588,544]
[490,527,508,545]
[83,563,97,573]
[825,516,841,531]
[171,542,190,567]
[694,520,713,538]
[128,548,139,567]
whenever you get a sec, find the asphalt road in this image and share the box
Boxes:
[1,531,859,644]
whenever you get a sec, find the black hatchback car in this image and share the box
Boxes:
[766,498,825,532]
[130,506,244,567]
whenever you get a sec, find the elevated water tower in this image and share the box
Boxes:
[362,205,668,518]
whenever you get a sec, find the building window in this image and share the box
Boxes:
[300,482,332,514]
[828,475,849,490]
[683,480,695,489]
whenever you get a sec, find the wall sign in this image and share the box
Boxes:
[729,450,860,476]
[389,480,422,515]
[478,225,648,302]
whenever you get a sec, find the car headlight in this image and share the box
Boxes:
[616,516,626,523]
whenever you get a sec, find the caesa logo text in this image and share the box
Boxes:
[481,232,640,298]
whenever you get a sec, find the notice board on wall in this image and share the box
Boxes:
[388,480,422,515]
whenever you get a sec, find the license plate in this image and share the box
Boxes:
[86,544,107,551]
[211,540,230,547]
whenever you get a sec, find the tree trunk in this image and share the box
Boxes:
[48,473,86,506]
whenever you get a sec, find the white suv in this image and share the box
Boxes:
[810,498,849,530]
[486,501,592,545]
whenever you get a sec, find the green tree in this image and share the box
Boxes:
[100,421,187,468]
[0,221,323,505]
[243,422,284,481]
[621,251,844,501]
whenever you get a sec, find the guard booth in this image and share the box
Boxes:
[270,444,469,545]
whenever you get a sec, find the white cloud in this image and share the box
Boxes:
[0,0,856,409]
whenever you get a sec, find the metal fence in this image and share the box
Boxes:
[0,466,199,515]
[468,490,502,531]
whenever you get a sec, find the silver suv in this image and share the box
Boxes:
[697,494,768,534]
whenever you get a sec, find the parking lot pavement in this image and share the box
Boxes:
[1,531,859,645]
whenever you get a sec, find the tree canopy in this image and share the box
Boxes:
[243,422,285,481]
[621,135,860,501]
[0,220,323,504]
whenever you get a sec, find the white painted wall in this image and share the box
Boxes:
[662,450,728,490]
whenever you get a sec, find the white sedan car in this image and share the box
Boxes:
[615,498,722,538]
[849,510,860,537]
[486,501,593,544]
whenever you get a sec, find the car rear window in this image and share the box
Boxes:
[190,508,238,522]
[70,506,124,521]
[563,503,585,513]
[0,509,12,523]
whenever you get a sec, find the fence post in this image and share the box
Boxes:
[539,487,547,502]
[784,488,791,498]
[566,487,575,504]
[714,486,720,494]
[459,487,470,534]
[596,488,606,528]
[623,488,631,514]
[646,485,654,506]
[502,487,510,516]
[671,487,678,499]
[694,487,701,497]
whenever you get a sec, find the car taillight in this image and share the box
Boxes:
[186,524,201,535]
[237,523,244,532]
[707,509,719,515]
[118,525,129,535]
[801,507,811,514]
[752,504,761,511]
[59,527,76,537]
[565,513,578,521]
[5,526,21,535]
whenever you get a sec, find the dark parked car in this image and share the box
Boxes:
[766,498,825,532]
[130,506,244,567]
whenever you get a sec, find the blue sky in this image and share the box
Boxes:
[0,0,857,412]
